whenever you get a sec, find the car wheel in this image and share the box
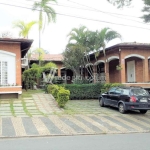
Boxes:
[99,97,105,107]
[140,110,147,114]
[118,103,126,114]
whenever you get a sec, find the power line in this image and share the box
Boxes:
[67,0,140,18]
[66,0,150,26]
[7,0,149,26]
[0,2,150,31]
[21,0,141,19]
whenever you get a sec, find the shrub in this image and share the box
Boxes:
[100,83,124,93]
[47,84,70,107]
[51,85,60,99]
[47,84,54,94]
[57,88,70,108]
[22,68,39,90]
[64,83,102,100]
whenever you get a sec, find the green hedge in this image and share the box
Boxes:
[100,83,124,93]
[63,83,102,100]
[47,83,123,101]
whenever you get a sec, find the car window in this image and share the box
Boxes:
[131,89,149,96]
[115,88,123,94]
[109,87,117,94]
[122,89,129,95]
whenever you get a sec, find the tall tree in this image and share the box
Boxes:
[63,45,86,77]
[94,28,121,56]
[107,0,132,8]
[142,0,150,22]
[67,25,93,77]
[13,21,37,38]
[94,27,121,81]
[68,25,89,47]
[32,0,57,48]
[33,47,46,66]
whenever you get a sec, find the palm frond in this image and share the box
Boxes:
[105,30,122,42]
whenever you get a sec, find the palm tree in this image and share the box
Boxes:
[94,27,121,82]
[68,25,89,47]
[67,26,93,77]
[32,0,57,48]
[33,47,46,66]
[13,20,37,38]
[95,27,121,57]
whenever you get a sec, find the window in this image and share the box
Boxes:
[122,89,129,95]
[115,88,123,94]
[0,61,8,85]
[0,50,16,86]
[109,87,117,94]
[131,89,149,96]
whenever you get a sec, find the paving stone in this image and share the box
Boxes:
[104,116,136,131]
[60,117,86,133]
[25,103,35,106]
[13,107,24,110]
[75,116,103,133]
[40,117,63,135]
[28,110,40,113]
[13,104,23,107]
[14,111,25,113]
[0,104,10,107]
[23,98,33,100]
[2,118,16,137]
[24,100,34,103]
[0,108,10,111]
[22,117,39,135]
[0,114,12,116]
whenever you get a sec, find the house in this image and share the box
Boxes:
[30,54,73,84]
[0,38,33,99]
[89,42,150,88]
[30,42,150,88]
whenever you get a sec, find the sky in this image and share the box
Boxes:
[0,0,150,54]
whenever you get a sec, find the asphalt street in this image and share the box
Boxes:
[0,133,149,150]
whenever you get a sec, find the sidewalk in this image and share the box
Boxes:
[0,93,150,138]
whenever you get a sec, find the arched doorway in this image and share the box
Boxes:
[125,54,145,83]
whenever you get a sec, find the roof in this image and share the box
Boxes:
[0,38,33,57]
[31,54,63,62]
[88,42,150,59]
[105,42,150,51]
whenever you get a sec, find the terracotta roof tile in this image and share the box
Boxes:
[30,54,63,61]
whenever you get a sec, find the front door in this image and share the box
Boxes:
[127,60,135,82]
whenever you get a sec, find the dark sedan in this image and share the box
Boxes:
[99,86,150,114]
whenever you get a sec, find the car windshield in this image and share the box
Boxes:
[131,89,149,96]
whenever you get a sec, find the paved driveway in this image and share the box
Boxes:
[0,93,150,137]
